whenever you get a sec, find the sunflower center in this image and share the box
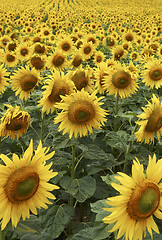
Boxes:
[6,113,29,131]
[48,81,69,102]
[97,56,102,62]
[71,71,89,91]
[20,73,38,91]
[5,167,39,203]
[112,71,131,89]
[62,43,70,51]
[125,34,133,41]
[7,54,15,62]
[21,49,28,56]
[31,56,44,70]
[35,45,45,54]
[72,56,82,67]
[44,30,49,36]
[127,182,160,220]
[68,100,95,124]
[145,109,162,132]
[149,68,162,81]
[84,46,91,54]
[52,55,65,67]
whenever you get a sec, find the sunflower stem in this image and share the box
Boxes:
[114,94,120,132]
[70,144,75,206]
[0,230,6,240]
[69,144,76,235]
[123,125,138,173]
[41,112,44,143]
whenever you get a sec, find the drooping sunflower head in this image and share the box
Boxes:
[135,94,162,144]
[38,71,75,114]
[30,55,46,71]
[0,139,59,230]
[0,105,30,140]
[11,67,40,101]
[103,66,138,98]
[103,154,162,240]
[70,53,83,68]
[54,89,108,138]
[71,68,94,92]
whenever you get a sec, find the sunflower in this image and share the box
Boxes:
[0,105,30,140]
[3,51,18,68]
[54,89,108,138]
[38,70,75,114]
[112,45,126,61]
[0,139,59,230]
[57,36,74,55]
[11,67,40,101]
[70,53,83,69]
[93,62,109,94]
[93,51,105,66]
[33,43,47,55]
[47,50,67,70]
[0,65,9,94]
[71,67,94,93]
[141,60,162,89]
[29,55,46,71]
[79,42,95,60]
[103,153,162,239]
[135,94,162,144]
[103,64,138,98]
[16,43,33,61]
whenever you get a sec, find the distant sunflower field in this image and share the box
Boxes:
[0,0,161,239]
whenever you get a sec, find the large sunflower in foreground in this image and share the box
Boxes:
[0,139,59,230]
[0,105,30,140]
[11,67,40,101]
[103,154,162,240]
[38,70,75,114]
[142,59,162,89]
[103,64,138,98]
[54,89,108,138]
[135,94,162,144]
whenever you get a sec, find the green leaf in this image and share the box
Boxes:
[91,200,108,214]
[101,174,120,185]
[66,176,96,202]
[91,199,110,222]
[69,223,111,240]
[40,204,75,239]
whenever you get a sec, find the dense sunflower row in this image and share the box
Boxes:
[0,0,161,239]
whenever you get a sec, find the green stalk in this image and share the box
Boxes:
[113,94,120,132]
[70,144,75,206]
[41,112,44,142]
[0,230,6,240]
[123,124,138,173]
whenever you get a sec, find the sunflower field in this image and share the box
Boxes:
[0,0,161,239]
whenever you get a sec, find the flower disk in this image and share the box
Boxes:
[0,139,59,230]
[103,154,162,240]
[54,89,108,138]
